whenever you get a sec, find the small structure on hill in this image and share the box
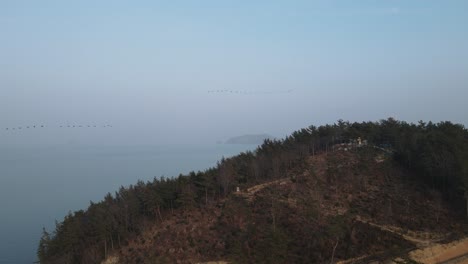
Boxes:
[333,138,368,151]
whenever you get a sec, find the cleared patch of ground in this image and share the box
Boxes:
[409,238,468,264]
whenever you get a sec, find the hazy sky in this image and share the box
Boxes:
[1,1,467,145]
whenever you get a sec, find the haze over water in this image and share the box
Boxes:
[0,144,257,263]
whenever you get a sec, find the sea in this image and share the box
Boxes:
[0,144,257,264]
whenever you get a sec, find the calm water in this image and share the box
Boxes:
[0,144,256,264]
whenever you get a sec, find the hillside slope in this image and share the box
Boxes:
[109,147,467,263]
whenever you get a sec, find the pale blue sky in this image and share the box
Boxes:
[1,1,467,145]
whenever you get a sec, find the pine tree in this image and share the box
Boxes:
[37,227,51,262]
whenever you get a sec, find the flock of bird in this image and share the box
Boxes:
[207,89,294,94]
[4,125,113,131]
[4,90,294,131]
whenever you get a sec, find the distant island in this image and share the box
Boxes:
[225,134,273,144]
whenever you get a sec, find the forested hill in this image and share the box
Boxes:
[37,119,468,263]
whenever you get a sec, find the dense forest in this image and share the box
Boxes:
[37,119,468,263]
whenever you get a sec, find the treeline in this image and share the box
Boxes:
[37,118,468,263]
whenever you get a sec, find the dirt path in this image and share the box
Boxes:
[441,253,468,264]
[235,179,289,202]
[353,216,468,264]
[355,216,446,247]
